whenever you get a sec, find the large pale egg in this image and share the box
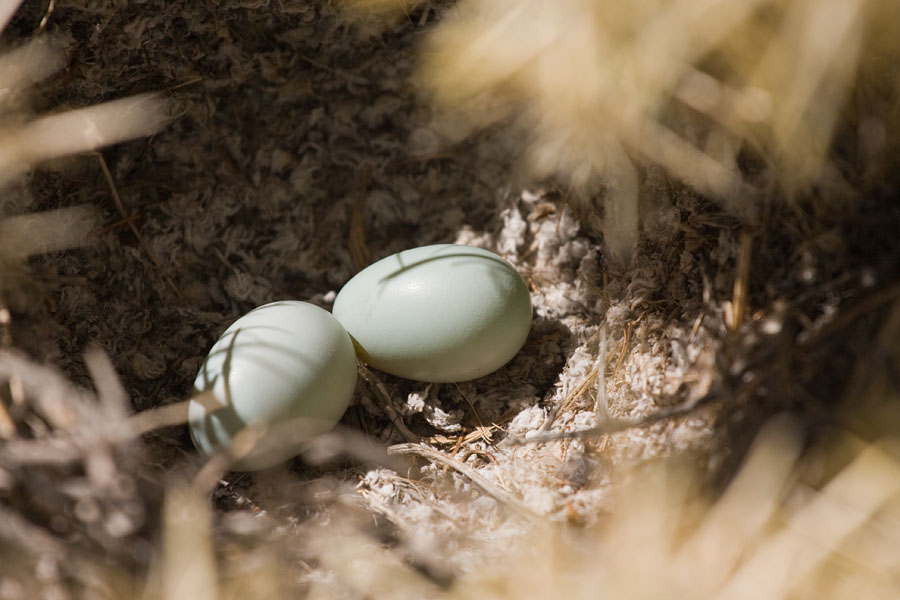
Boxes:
[332,244,532,382]
[188,300,357,471]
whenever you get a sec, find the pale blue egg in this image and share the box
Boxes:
[189,300,357,471]
[332,244,532,382]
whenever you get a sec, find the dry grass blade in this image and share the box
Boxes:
[306,519,440,600]
[0,350,87,430]
[675,416,803,593]
[0,94,170,187]
[302,425,411,472]
[127,399,192,437]
[755,0,866,189]
[449,425,900,600]
[0,205,99,259]
[593,327,608,424]
[0,36,63,106]
[1,437,82,466]
[593,136,639,263]
[416,0,882,196]
[727,228,754,331]
[0,0,22,33]
[38,0,55,32]
[0,503,66,560]
[718,440,900,600]
[0,396,14,438]
[159,483,218,600]
[327,0,900,262]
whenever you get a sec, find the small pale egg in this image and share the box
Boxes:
[332,244,532,382]
[189,300,357,471]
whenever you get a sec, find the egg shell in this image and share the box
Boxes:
[332,244,532,382]
[188,300,357,471]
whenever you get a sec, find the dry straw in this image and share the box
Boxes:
[0,0,170,263]
[1,0,899,598]
[345,0,900,260]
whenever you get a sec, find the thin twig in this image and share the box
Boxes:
[509,386,722,446]
[358,364,419,443]
[541,330,602,432]
[95,151,181,298]
[729,228,753,331]
[127,399,192,436]
[387,443,539,522]
[593,326,609,425]
[452,383,494,445]
[193,425,266,494]
[38,0,55,32]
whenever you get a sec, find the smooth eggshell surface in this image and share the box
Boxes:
[188,300,357,471]
[332,244,532,382]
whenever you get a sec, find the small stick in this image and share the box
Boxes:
[508,387,721,446]
[95,151,181,298]
[416,1,432,27]
[126,399,192,436]
[729,228,753,331]
[613,322,632,380]
[92,213,141,238]
[193,425,266,494]
[543,330,602,431]
[593,327,609,425]
[387,443,539,522]
[452,383,493,445]
[38,0,55,32]
[357,364,419,443]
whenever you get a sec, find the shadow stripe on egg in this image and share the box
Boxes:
[189,301,358,471]
[333,244,533,383]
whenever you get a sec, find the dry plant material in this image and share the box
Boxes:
[726,228,754,331]
[94,151,181,297]
[0,94,169,187]
[449,420,900,600]
[0,205,98,259]
[347,0,900,260]
[0,349,159,596]
[388,442,540,522]
[0,0,170,278]
[0,0,897,598]
[160,483,219,600]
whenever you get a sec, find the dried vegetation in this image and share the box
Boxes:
[1,0,899,598]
